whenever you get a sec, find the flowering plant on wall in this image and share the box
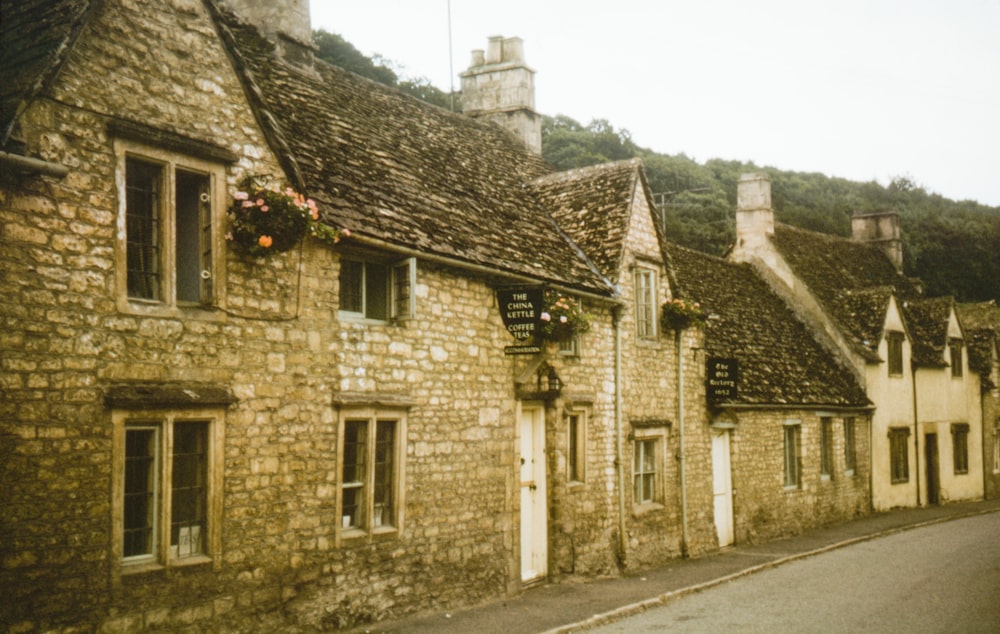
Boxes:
[660,297,706,332]
[227,176,344,258]
[539,290,592,341]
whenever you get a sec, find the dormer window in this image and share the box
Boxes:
[949,338,963,378]
[887,332,905,376]
[634,266,658,339]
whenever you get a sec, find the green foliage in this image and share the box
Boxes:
[311,34,1000,304]
[313,29,455,110]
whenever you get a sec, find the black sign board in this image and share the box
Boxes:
[497,287,543,341]
[707,357,738,402]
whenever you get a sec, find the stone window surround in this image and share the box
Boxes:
[633,263,659,340]
[887,331,905,377]
[783,419,802,490]
[566,408,588,485]
[951,422,970,475]
[630,421,670,514]
[111,132,229,319]
[333,394,413,544]
[889,426,911,484]
[337,251,417,324]
[110,406,225,577]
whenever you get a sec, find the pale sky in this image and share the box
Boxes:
[310,1,1000,207]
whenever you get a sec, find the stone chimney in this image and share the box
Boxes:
[733,173,775,259]
[852,210,903,273]
[224,0,312,45]
[460,36,542,154]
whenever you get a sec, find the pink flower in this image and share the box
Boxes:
[342,228,351,237]
[225,231,234,241]
[242,200,254,208]
[540,312,551,322]
[234,191,249,200]
[256,198,265,206]
[260,205,269,212]
[560,315,568,324]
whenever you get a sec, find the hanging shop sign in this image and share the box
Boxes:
[497,286,544,349]
[707,357,738,402]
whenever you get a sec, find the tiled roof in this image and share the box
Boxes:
[772,223,924,361]
[901,296,952,368]
[209,5,612,295]
[0,0,90,145]
[956,301,999,380]
[670,244,869,408]
[530,159,644,280]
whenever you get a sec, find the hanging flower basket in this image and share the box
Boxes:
[227,177,344,258]
[538,290,593,342]
[660,298,706,332]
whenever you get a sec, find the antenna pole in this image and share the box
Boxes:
[448,0,455,111]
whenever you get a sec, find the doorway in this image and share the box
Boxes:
[711,429,734,547]
[519,406,547,583]
[925,433,940,505]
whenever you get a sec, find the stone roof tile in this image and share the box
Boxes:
[210,5,612,295]
[901,296,953,368]
[670,243,869,408]
[530,159,642,280]
[0,0,91,145]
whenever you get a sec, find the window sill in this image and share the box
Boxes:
[567,481,586,491]
[122,554,213,576]
[119,298,224,321]
[632,502,664,517]
[783,485,802,492]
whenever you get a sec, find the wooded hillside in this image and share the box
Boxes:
[315,31,1000,304]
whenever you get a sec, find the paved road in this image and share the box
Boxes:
[589,512,1000,633]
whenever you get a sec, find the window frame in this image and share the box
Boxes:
[843,417,857,476]
[889,427,911,484]
[819,417,834,480]
[634,265,658,340]
[631,426,667,510]
[338,254,416,323]
[993,422,1000,475]
[336,405,408,542]
[114,139,226,316]
[112,407,224,574]
[887,331,905,376]
[567,410,587,484]
[951,423,969,475]
[783,420,802,489]
[949,339,964,378]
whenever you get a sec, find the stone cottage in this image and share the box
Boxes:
[0,0,722,630]
[956,301,1000,499]
[730,173,985,510]
[667,243,872,544]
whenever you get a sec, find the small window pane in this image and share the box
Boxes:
[124,427,158,558]
[633,439,656,503]
[374,421,395,527]
[820,418,834,477]
[844,418,857,473]
[126,159,162,301]
[784,426,801,487]
[171,422,207,557]
[176,171,212,305]
[340,260,364,313]
[365,263,389,320]
[342,420,367,528]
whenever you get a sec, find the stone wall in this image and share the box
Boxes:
[728,410,871,544]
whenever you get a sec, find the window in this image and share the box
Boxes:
[339,256,416,321]
[783,422,801,488]
[889,427,910,483]
[113,409,223,570]
[118,147,222,310]
[993,423,1000,475]
[633,438,657,504]
[820,417,834,479]
[567,411,587,483]
[887,332,905,376]
[952,423,969,474]
[338,407,406,538]
[843,417,857,475]
[634,266,658,339]
[949,339,964,378]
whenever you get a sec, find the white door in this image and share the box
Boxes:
[519,407,547,582]
[712,429,734,547]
